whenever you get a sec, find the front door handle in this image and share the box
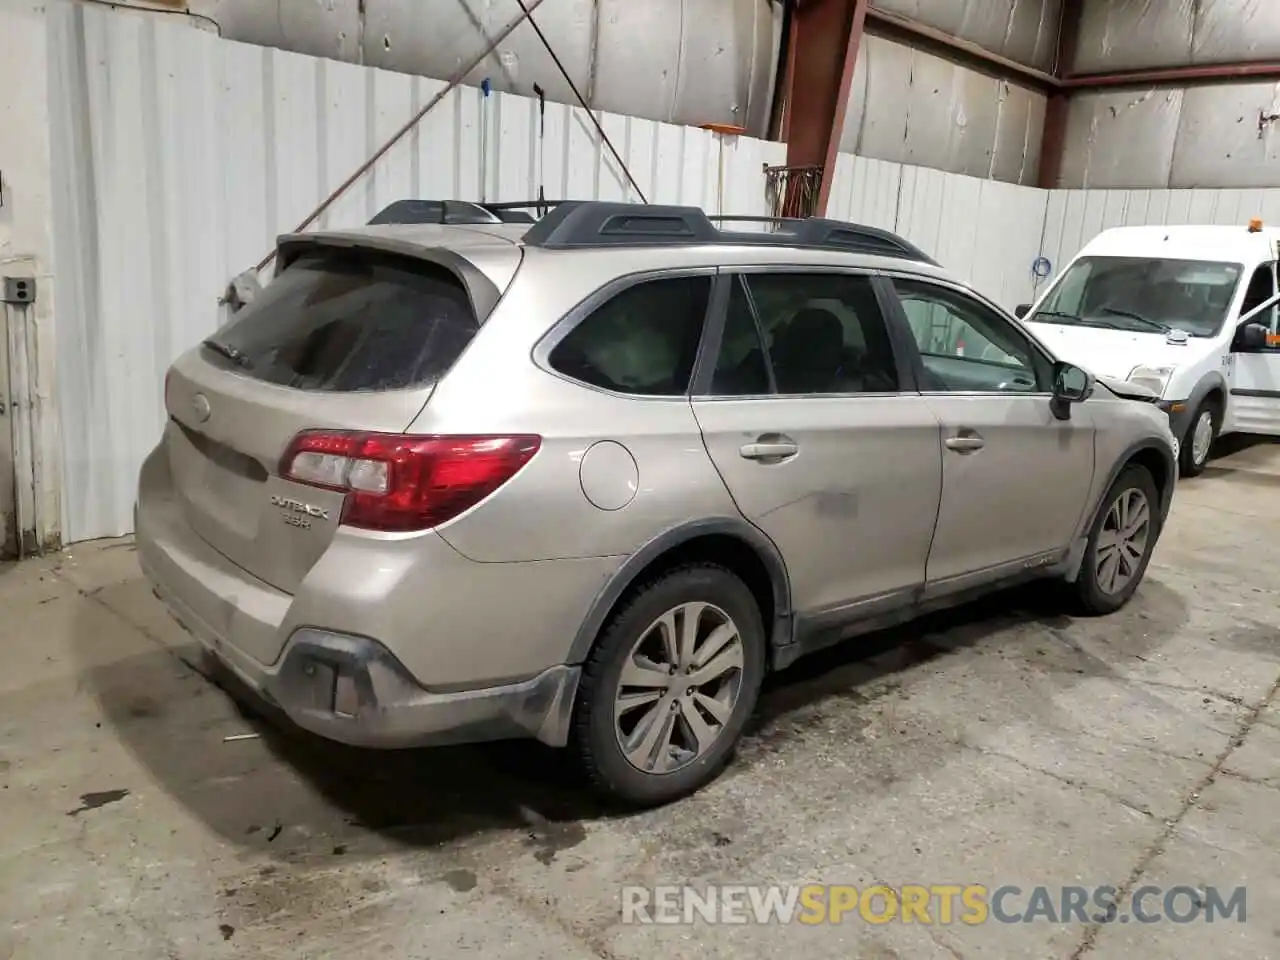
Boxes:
[740,440,799,461]
[945,435,985,453]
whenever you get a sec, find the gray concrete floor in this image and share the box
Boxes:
[3,441,1279,960]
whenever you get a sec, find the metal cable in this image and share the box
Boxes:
[252,0,551,272]
[513,0,648,203]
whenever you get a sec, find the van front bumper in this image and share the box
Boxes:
[1157,399,1193,443]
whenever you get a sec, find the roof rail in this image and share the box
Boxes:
[520,201,937,264]
[369,199,937,265]
[369,199,569,226]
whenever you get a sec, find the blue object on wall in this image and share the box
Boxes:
[481,77,491,97]
[1032,256,1053,279]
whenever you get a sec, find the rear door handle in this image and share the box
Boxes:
[740,441,799,461]
[945,435,985,453]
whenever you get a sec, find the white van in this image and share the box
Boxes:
[1016,222,1280,476]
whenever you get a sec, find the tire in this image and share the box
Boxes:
[570,564,766,807]
[1178,399,1219,477]
[1071,464,1161,616]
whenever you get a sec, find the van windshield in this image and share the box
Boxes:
[1030,256,1243,338]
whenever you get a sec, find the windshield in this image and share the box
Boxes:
[1030,256,1243,338]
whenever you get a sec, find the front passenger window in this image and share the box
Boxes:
[892,279,1052,393]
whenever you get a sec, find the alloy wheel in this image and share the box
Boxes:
[613,602,744,774]
[1191,410,1214,466]
[1094,488,1151,596]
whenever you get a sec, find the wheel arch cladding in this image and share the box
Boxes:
[567,519,793,664]
[1191,371,1227,412]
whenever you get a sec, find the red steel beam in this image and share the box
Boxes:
[781,0,869,216]
[1062,60,1280,90]
[1037,0,1083,189]
[865,6,1057,91]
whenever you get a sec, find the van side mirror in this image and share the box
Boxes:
[1050,362,1093,421]
[1234,321,1268,352]
[1014,303,1031,318]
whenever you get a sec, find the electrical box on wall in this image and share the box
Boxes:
[1,277,36,304]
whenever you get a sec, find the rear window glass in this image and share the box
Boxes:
[203,250,478,391]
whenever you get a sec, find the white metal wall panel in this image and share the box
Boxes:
[47,4,785,544]
[1037,187,1280,296]
[826,154,1050,311]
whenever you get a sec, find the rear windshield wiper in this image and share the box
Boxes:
[202,338,253,368]
[1095,306,1170,333]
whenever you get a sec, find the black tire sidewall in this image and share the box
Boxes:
[1076,465,1161,615]
[1179,401,1218,476]
[572,565,766,807]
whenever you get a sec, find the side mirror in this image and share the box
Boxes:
[1014,303,1031,319]
[1234,321,1268,351]
[1050,361,1093,421]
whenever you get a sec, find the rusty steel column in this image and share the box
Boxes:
[780,0,869,217]
[1037,0,1084,189]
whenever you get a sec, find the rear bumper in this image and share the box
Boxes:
[144,563,579,747]
[135,444,607,749]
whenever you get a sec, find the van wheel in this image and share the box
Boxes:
[571,565,766,807]
[1179,400,1218,477]
[1072,465,1161,616]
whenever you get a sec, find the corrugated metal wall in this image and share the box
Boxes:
[1037,186,1280,295]
[46,3,785,544]
[826,153,1050,309]
[839,34,1048,185]
[184,0,784,137]
[1058,0,1280,188]
[834,0,1059,185]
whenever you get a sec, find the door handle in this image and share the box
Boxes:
[945,435,985,453]
[740,440,799,461]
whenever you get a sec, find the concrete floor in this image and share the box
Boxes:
[2,442,1279,960]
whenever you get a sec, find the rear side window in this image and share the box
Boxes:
[203,251,478,392]
[548,275,712,396]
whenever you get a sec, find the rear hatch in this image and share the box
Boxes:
[163,237,514,595]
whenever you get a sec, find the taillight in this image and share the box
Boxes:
[279,431,541,532]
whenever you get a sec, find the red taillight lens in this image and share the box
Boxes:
[280,431,541,532]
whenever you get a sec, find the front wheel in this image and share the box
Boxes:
[1179,400,1218,477]
[1071,464,1161,616]
[570,564,766,807]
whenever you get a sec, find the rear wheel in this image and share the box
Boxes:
[1072,464,1160,615]
[571,564,766,807]
[1179,399,1219,477]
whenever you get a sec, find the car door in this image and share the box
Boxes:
[690,269,943,625]
[883,274,1096,594]
[1227,261,1280,434]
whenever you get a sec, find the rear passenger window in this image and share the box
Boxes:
[204,250,479,392]
[549,276,712,396]
[740,273,900,395]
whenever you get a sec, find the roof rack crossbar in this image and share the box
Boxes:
[368,199,503,226]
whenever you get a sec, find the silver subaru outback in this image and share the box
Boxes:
[137,200,1178,806]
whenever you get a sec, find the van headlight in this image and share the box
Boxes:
[1128,365,1175,397]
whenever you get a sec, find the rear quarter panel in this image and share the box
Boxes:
[405,251,743,563]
